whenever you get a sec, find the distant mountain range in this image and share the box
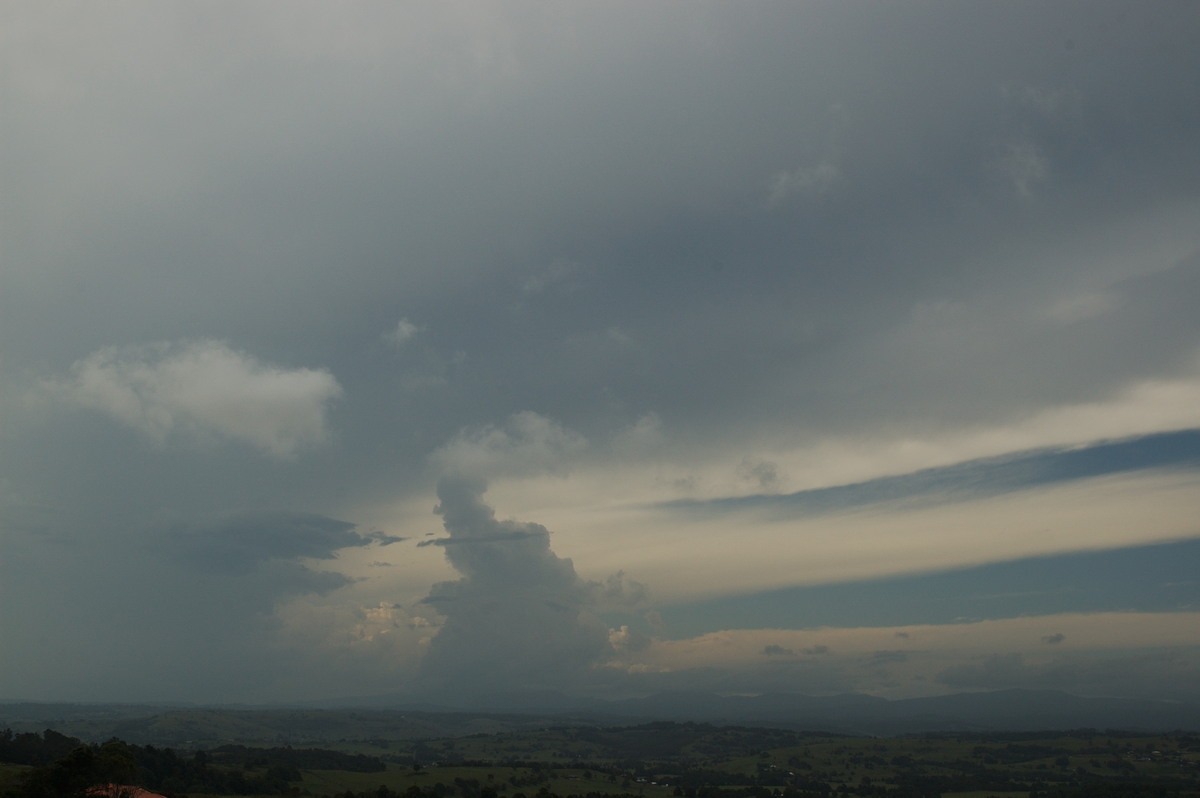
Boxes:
[5,688,1196,744]
[620,688,1200,735]
[391,688,1200,736]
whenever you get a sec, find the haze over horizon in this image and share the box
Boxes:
[2,1,1198,708]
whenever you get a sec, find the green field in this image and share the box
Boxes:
[197,728,1200,797]
[4,722,1200,797]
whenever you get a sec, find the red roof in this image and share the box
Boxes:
[86,785,169,798]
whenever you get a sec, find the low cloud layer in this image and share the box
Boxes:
[603,612,1200,702]
[154,509,375,575]
[0,507,380,702]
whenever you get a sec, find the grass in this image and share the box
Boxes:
[0,762,32,791]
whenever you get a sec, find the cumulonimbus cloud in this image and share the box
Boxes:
[49,339,342,458]
[415,476,611,697]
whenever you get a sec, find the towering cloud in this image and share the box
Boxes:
[430,412,588,479]
[416,476,611,698]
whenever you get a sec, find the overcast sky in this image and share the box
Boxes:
[2,1,1199,707]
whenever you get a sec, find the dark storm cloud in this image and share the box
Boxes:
[2,1,1199,705]
[659,539,1200,637]
[154,510,373,574]
[663,430,1200,518]
[5,1,1198,501]
[415,477,611,698]
[416,529,547,548]
[0,508,370,702]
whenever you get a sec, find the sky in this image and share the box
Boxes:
[2,1,1199,707]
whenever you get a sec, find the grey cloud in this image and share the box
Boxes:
[737,458,781,492]
[762,644,795,657]
[1042,632,1067,645]
[937,650,1200,702]
[44,340,341,459]
[153,509,373,574]
[936,653,1036,691]
[0,508,367,703]
[994,137,1049,198]
[254,560,357,597]
[2,0,1199,705]
[415,477,611,697]
[591,571,650,611]
[6,2,1197,471]
[868,650,911,665]
[610,625,653,655]
[767,161,840,207]
[521,258,588,295]
[383,319,421,348]
[430,412,587,480]
[417,528,547,548]
[610,660,854,699]
[664,430,1200,519]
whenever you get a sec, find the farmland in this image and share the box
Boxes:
[4,721,1199,797]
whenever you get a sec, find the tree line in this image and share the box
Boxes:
[0,728,383,798]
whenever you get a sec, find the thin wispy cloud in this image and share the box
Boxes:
[383,318,421,348]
